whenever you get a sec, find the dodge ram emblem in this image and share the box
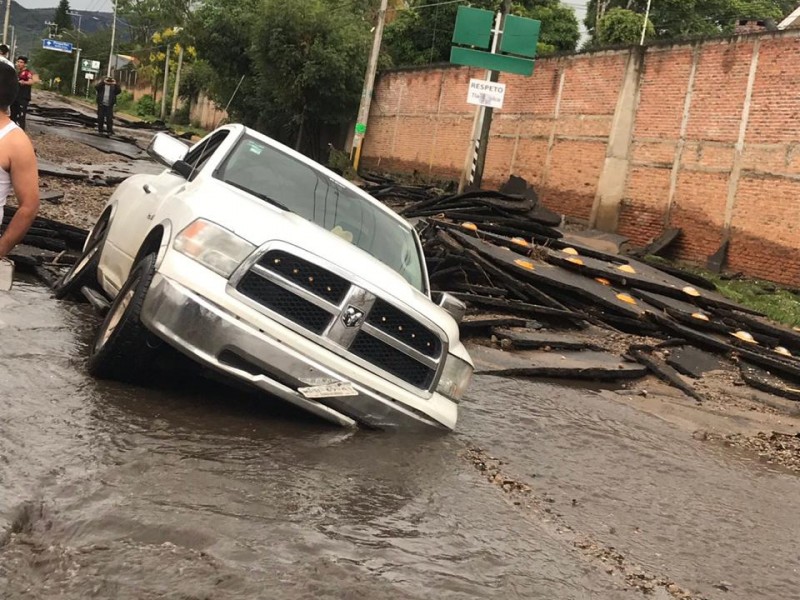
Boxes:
[341,305,365,328]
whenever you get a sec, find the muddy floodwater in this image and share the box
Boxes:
[2,278,799,599]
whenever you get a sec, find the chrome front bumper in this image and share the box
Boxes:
[140,273,446,429]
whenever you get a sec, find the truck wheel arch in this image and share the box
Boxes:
[133,220,172,270]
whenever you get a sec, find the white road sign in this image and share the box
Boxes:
[467,79,506,109]
[85,72,95,80]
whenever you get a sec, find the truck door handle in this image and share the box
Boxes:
[143,183,155,194]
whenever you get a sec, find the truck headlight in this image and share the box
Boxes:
[436,354,473,402]
[174,219,255,278]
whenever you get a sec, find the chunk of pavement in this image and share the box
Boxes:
[666,345,728,379]
[468,344,647,380]
[460,314,528,334]
[491,327,600,351]
[739,363,800,402]
[39,189,64,204]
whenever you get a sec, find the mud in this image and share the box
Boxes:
[1,97,799,599]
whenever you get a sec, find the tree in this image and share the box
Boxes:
[53,0,74,34]
[586,0,796,45]
[190,0,372,154]
[597,8,654,45]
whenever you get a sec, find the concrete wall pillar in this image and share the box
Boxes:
[590,47,645,231]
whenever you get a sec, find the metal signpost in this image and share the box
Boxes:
[450,6,540,192]
[81,59,99,98]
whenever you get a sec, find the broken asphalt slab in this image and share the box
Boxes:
[491,327,602,351]
[468,344,647,381]
[665,345,729,379]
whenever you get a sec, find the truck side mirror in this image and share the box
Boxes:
[147,132,189,169]
[433,291,466,324]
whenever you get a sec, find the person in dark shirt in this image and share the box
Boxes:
[10,56,33,130]
[95,76,121,137]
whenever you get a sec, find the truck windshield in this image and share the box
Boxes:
[215,135,425,292]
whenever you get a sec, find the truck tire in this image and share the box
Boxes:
[88,253,161,382]
[54,217,108,300]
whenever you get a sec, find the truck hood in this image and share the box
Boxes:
[185,179,464,349]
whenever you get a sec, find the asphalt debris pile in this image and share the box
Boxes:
[366,174,800,403]
[3,205,87,286]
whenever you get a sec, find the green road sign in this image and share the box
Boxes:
[451,48,535,76]
[450,6,540,76]
[81,58,100,73]
[452,6,493,48]
[500,14,540,58]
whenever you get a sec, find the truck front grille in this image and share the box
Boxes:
[234,248,443,392]
[237,271,332,334]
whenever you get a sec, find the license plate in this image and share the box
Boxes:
[297,381,358,399]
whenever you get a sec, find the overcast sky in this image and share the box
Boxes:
[18,0,113,10]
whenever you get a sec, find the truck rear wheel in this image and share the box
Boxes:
[88,253,161,382]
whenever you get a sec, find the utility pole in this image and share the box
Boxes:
[2,0,10,45]
[68,11,83,96]
[350,0,388,172]
[640,0,653,45]
[170,44,184,121]
[107,0,118,77]
[160,43,171,120]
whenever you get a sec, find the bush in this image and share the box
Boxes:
[136,94,156,117]
[115,91,134,112]
[172,103,191,125]
[326,146,355,180]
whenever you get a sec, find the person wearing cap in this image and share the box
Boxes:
[10,56,33,130]
[95,75,121,137]
[0,62,40,259]
[0,44,12,68]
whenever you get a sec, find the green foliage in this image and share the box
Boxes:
[586,0,795,46]
[711,277,800,327]
[326,146,356,180]
[172,102,191,125]
[516,1,580,53]
[178,60,214,101]
[116,90,135,111]
[136,94,157,117]
[190,0,371,152]
[597,8,654,45]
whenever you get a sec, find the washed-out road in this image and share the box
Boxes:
[1,276,799,600]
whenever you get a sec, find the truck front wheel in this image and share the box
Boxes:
[88,253,161,382]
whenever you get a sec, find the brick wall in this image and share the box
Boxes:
[361,30,800,286]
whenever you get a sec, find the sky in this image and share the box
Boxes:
[18,0,114,10]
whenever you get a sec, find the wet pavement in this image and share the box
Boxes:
[2,278,799,599]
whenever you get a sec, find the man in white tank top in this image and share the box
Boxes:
[0,61,39,259]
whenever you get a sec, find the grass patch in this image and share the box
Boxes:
[644,255,800,326]
[707,276,800,327]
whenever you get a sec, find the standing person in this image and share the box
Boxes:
[10,56,33,130]
[0,62,40,259]
[0,44,12,68]
[95,76,121,137]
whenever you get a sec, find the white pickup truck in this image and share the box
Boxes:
[55,125,473,430]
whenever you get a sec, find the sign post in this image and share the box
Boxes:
[450,5,540,191]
